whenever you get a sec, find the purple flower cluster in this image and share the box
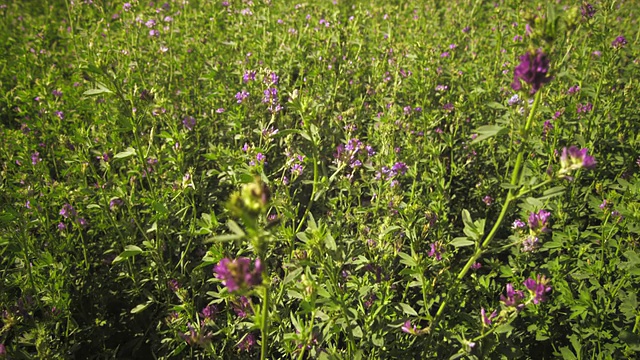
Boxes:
[559,146,596,175]
[581,3,596,19]
[182,116,196,130]
[180,323,212,347]
[243,70,256,83]
[612,35,627,49]
[567,85,580,95]
[524,275,552,304]
[334,138,374,169]
[576,102,593,114]
[235,90,249,103]
[528,209,551,234]
[428,242,443,261]
[500,283,525,309]
[262,87,282,112]
[511,49,552,94]
[238,333,257,351]
[213,257,263,292]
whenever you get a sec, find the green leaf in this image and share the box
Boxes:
[283,268,303,285]
[131,302,151,314]
[450,237,475,247]
[471,125,508,143]
[324,232,337,251]
[83,82,113,96]
[112,245,143,264]
[559,347,578,360]
[113,147,137,159]
[398,252,417,267]
[398,303,418,316]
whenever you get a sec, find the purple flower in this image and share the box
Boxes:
[243,70,256,83]
[109,198,123,210]
[238,333,257,351]
[200,304,217,321]
[500,283,525,308]
[577,103,593,114]
[235,90,250,103]
[255,153,266,164]
[55,111,64,120]
[567,85,580,95]
[262,87,278,103]
[401,320,418,335]
[180,323,212,346]
[291,163,303,176]
[59,204,76,219]
[31,151,41,165]
[52,89,63,97]
[581,3,596,18]
[168,279,180,292]
[182,116,196,130]
[471,262,482,270]
[599,199,610,210]
[524,275,552,304]
[528,209,551,233]
[522,235,540,252]
[233,295,252,317]
[481,308,497,326]
[511,49,552,94]
[391,162,408,176]
[559,146,596,174]
[57,222,66,231]
[508,94,521,106]
[77,218,89,228]
[612,35,627,49]
[512,219,526,230]
[482,195,493,206]
[213,257,263,292]
[428,243,442,261]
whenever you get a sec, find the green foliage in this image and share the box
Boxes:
[0,0,639,358]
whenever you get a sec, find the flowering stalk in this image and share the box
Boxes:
[432,90,543,325]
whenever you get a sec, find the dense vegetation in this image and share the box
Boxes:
[1,0,639,358]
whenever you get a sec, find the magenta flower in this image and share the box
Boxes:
[428,242,442,261]
[200,304,217,321]
[500,283,525,308]
[182,116,196,130]
[612,36,627,49]
[238,333,257,351]
[481,308,497,326]
[522,235,540,252]
[524,275,552,304]
[233,295,252,318]
[213,257,263,292]
[59,203,76,219]
[511,49,552,94]
[559,146,596,175]
[401,320,418,335]
[581,3,595,18]
[180,323,212,346]
[528,209,551,233]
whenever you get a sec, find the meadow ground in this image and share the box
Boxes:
[1,1,640,359]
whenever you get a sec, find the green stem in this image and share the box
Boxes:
[294,153,319,234]
[260,285,270,360]
[431,90,542,326]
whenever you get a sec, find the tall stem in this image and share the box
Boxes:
[432,90,542,326]
[260,285,270,360]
